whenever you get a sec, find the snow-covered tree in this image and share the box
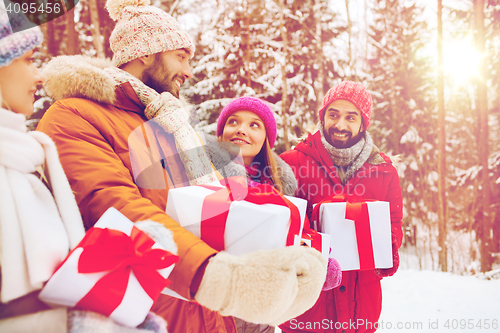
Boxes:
[367,0,441,268]
[184,0,344,152]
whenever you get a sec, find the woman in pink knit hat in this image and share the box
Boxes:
[209,96,294,333]
[211,96,296,196]
[210,96,342,333]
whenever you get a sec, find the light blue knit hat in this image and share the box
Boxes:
[0,1,43,68]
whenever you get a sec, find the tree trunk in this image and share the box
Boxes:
[312,0,325,118]
[45,20,58,56]
[278,0,290,151]
[65,8,78,55]
[437,0,447,272]
[344,0,353,74]
[88,0,105,58]
[244,0,252,89]
[475,0,493,272]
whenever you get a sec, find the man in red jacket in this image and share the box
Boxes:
[280,81,403,333]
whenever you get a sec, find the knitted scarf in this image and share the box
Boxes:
[0,108,85,303]
[245,163,274,188]
[318,123,373,185]
[104,67,218,186]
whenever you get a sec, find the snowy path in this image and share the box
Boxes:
[276,269,500,332]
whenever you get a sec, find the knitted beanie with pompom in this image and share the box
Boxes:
[105,0,194,67]
[0,0,43,68]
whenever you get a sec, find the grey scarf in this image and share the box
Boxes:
[318,123,373,184]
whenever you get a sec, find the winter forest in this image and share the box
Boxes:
[30,0,500,276]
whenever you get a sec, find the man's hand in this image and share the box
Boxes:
[194,246,327,326]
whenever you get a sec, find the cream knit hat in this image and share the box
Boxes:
[106,0,195,67]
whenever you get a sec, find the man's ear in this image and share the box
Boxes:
[138,54,154,66]
[360,121,365,133]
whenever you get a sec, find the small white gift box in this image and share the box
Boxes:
[39,208,178,327]
[316,200,392,271]
[166,178,307,256]
[300,230,331,260]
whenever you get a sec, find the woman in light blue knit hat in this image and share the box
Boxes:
[0,6,175,333]
[0,3,83,332]
[0,3,44,115]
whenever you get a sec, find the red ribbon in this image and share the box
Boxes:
[199,176,301,251]
[301,230,324,254]
[312,196,376,270]
[74,227,179,316]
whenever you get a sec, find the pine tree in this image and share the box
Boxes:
[184,0,344,152]
[367,0,440,268]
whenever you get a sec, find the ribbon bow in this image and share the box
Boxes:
[74,227,179,316]
[199,176,301,251]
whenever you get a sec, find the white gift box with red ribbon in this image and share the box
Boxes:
[314,199,392,271]
[166,177,307,256]
[38,208,179,327]
[300,230,331,260]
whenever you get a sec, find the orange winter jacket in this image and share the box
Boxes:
[37,57,236,333]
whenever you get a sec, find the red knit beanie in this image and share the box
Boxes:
[318,81,372,129]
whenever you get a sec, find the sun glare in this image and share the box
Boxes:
[442,39,481,85]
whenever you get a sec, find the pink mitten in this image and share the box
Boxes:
[322,257,342,291]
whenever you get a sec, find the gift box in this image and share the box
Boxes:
[300,230,331,261]
[166,177,307,256]
[313,199,392,271]
[38,207,179,327]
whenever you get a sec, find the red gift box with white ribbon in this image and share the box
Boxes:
[312,196,392,271]
[166,177,307,256]
[39,208,179,327]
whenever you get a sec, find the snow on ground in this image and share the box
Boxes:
[276,269,500,332]
[378,269,500,332]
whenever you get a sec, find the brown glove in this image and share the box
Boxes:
[194,246,327,326]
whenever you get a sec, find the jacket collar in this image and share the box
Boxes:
[296,131,393,183]
[113,81,145,115]
[43,55,145,117]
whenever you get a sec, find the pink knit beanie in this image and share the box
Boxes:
[216,97,277,148]
[106,0,195,67]
[318,81,373,129]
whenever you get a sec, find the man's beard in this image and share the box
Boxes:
[326,128,363,148]
[143,58,183,98]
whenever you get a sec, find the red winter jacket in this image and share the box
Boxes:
[279,131,403,333]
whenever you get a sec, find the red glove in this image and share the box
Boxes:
[375,232,400,278]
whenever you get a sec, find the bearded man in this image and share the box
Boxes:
[280,81,403,333]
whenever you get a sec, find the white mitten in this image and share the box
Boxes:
[67,310,151,333]
[194,246,327,326]
[134,221,178,255]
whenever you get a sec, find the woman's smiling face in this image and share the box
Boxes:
[220,110,267,166]
[0,50,45,116]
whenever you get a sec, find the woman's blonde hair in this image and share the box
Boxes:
[253,137,283,193]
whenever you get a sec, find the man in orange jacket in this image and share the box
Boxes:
[37,0,328,332]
